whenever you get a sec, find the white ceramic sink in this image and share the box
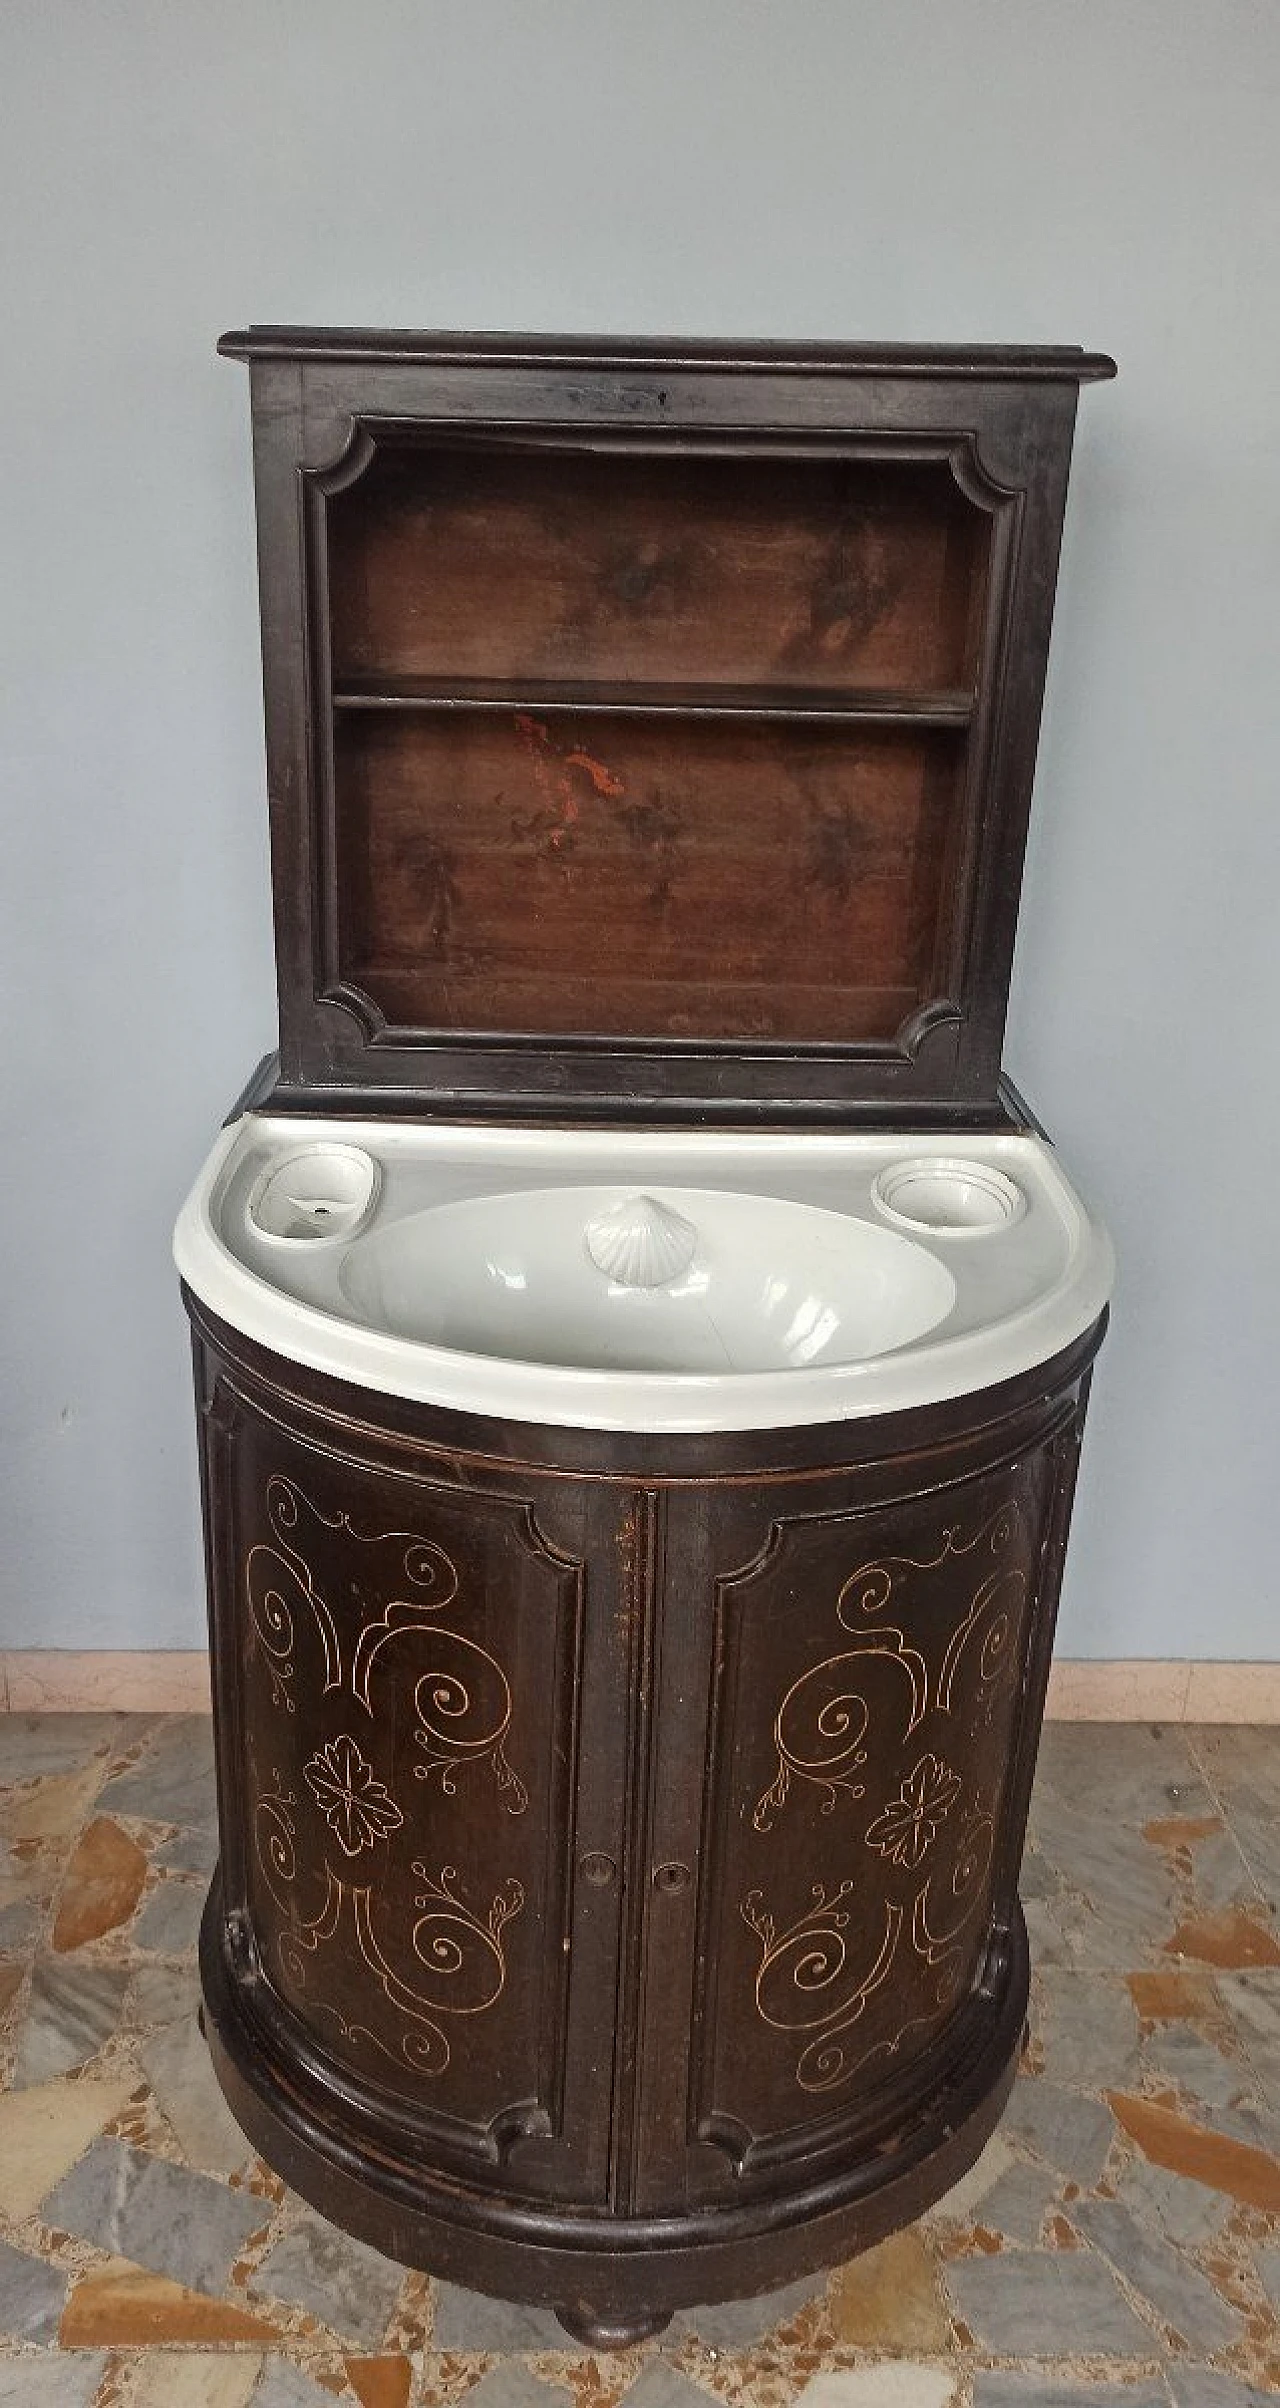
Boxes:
[175,1119,1112,1432]
[337,1186,957,1376]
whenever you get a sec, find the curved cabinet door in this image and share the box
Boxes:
[649,1411,1086,2206]
[196,1355,614,2201]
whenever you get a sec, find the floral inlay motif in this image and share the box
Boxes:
[865,1753,962,1869]
[304,1733,404,1856]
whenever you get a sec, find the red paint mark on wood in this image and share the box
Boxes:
[514,713,625,853]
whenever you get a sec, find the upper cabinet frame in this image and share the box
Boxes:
[221,330,1114,1125]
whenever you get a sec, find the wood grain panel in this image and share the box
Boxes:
[327,446,989,695]
[333,712,964,1040]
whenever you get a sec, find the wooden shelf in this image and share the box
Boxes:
[330,675,976,729]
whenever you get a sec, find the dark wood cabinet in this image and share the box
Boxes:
[186,329,1114,2343]
[218,327,1113,1127]
[192,1292,1102,2340]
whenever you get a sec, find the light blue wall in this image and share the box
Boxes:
[2,0,1277,1656]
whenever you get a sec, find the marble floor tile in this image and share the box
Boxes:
[11,1955,128,2087]
[1032,1722,1210,1830]
[1037,1969,1142,2092]
[0,1713,1277,2408]
[0,2067,138,2221]
[1252,2239,1280,2312]
[999,2078,1117,2188]
[431,2278,567,2351]
[1027,1806,1177,1965]
[0,1840,57,1921]
[1164,2373,1280,2408]
[945,2249,1153,2356]
[1069,2194,1245,2351]
[1137,2020,1263,2118]
[0,1714,125,1787]
[131,1876,206,1955]
[461,2372,576,2408]
[250,2204,404,2347]
[139,2009,255,2179]
[153,1823,220,1875]
[928,2131,1021,2225]
[0,2233,67,2342]
[98,1717,217,1830]
[1188,1727,1280,1905]
[252,2365,343,2408]
[127,1958,197,2030]
[1116,2151,1231,2249]
[1,1764,107,1845]
[0,1899,42,1953]
[0,2354,107,2407]
[972,2382,1169,2407]
[1178,1822,1267,1916]
[619,2372,718,2408]
[671,2271,824,2348]
[42,2135,267,2297]
[796,2369,957,2406]
[127,2354,264,2408]
[967,2155,1062,2245]
[1219,1969,1280,2104]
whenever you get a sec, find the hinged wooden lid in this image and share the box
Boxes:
[222,329,1113,1125]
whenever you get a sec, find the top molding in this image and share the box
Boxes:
[218,327,1117,382]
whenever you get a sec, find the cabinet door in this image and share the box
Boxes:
[200,1370,615,2200]
[664,1432,1077,2201]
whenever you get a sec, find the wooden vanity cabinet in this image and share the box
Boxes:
[191,1292,1102,2342]
[189,330,1115,2343]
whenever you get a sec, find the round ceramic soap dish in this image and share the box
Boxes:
[247,1145,381,1245]
[871,1158,1026,1236]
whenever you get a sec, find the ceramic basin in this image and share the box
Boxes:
[336,1185,957,1376]
[175,1119,1113,1432]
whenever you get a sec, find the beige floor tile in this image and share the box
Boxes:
[126,2352,264,2408]
[0,2069,138,2222]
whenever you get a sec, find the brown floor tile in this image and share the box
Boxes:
[1127,1966,1221,2020]
[59,2263,283,2346]
[1143,1812,1226,1847]
[1107,2088,1280,2210]
[52,1815,148,1951]
[828,2229,948,2348]
[1165,1904,1280,1969]
[345,2357,415,2408]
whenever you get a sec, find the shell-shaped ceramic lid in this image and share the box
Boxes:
[584,1193,698,1288]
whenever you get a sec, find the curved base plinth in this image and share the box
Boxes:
[199,1887,1029,2348]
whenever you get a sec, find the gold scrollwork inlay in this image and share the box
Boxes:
[741,1885,903,2093]
[753,1499,1024,1834]
[742,1490,1029,2093]
[244,1473,531,2075]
